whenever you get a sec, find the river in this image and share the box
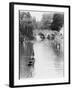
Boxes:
[33,39,64,79]
[20,30,64,79]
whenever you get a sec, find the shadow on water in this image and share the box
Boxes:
[20,41,35,79]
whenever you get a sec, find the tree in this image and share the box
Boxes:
[50,13,64,32]
[40,14,53,29]
[32,17,37,29]
[19,11,34,40]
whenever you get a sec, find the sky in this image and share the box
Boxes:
[30,11,54,21]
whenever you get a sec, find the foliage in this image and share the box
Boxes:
[50,13,64,31]
[40,14,53,29]
[19,11,34,40]
[19,12,64,44]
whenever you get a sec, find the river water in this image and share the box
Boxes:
[20,31,64,79]
[33,39,64,79]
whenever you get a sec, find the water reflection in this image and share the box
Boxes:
[20,30,64,79]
